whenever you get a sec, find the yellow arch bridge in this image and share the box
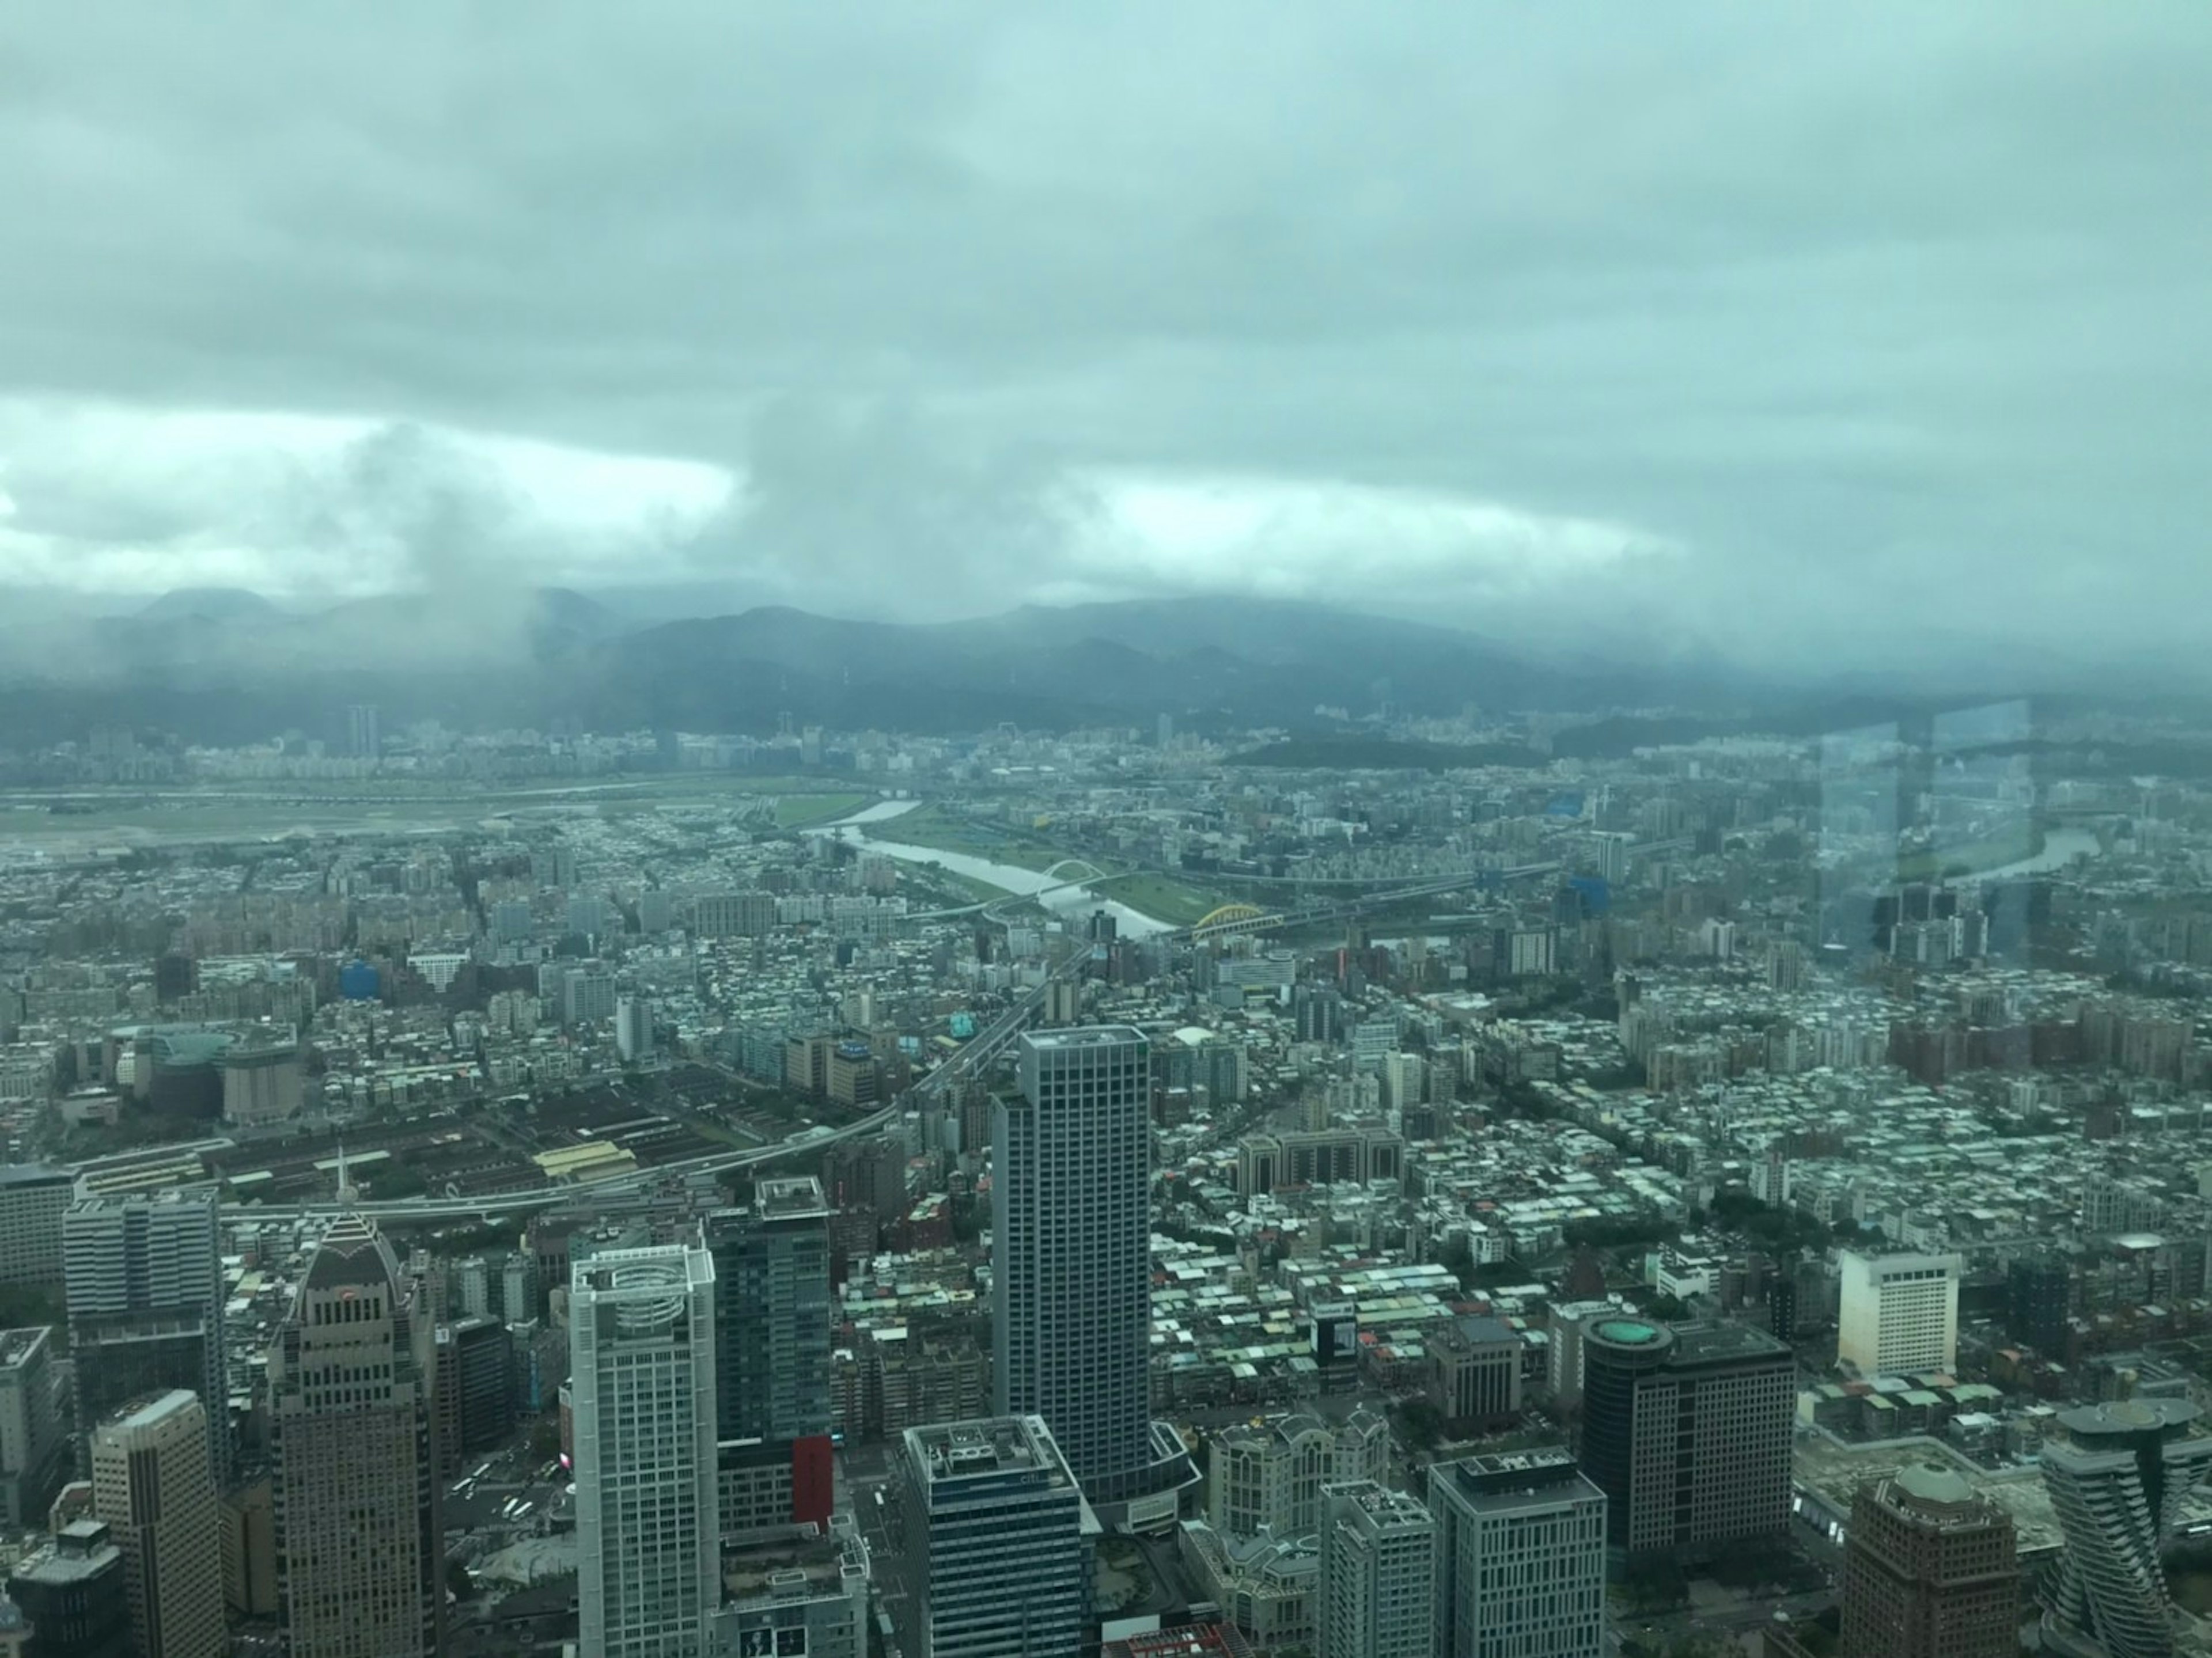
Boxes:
[1192,902,1274,938]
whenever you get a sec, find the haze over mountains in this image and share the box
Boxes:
[0,585,2172,754]
[0,586,1733,746]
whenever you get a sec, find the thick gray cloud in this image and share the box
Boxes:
[1,2,2208,682]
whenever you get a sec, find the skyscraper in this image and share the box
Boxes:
[1429,1450,1605,1658]
[711,1177,832,1445]
[904,1414,1093,1658]
[0,1329,65,1531]
[1839,1464,2017,1658]
[63,1194,229,1482]
[2041,1399,2212,1658]
[1576,1319,1794,1557]
[0,1165,74,1286]
[2005,1256,2070,1357]
[1838,1251,1962,1377]
[995,1027,1152,1503]
[347,703,379,761]
[615,993,656,1063]
[90,1391,225,1658]
[268,1216,442,1658]
[571,1239,720,1658]
[1316,1480,1435,1658]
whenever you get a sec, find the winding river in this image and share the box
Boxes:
[809,800,1175,936]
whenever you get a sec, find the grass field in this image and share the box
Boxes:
[774,793,868,827]
[1101,871,1227,926]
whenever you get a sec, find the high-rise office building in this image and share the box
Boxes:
[711,1177,832,1445]
[1430,1450,1606,1658]
[0,1328,65,1530]
[571,1240,720,1658]
[2042,1399,2212,1658]
[904,1414,1093,1658]
[995,1027,1152,1503]
[347,703,379,762]
[2005,1256,2070,1357]
[8,1520,129,1658]
[1316,1480,1434,1658]
[268,1216,442,1658]
[219,1042,304,1126]
[1577,1319,1794,1556]
[432,1316,516,1475]
[90,1391,225,1658]
[0,1166,74,1286]
[1838,1251,1962,1377]
[615,994,656,1063]
[63,1194,229,1481]
[561,967,618,1028]
[1839,1464,2017,1658]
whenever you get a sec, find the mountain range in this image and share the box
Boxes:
[0,585,2071,754]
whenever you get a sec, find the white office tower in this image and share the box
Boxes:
[903,1415,1093,1658]
[1317,1481,1435,1658]
[572,1240,719,1658]
[995,1028,1152,1503]
[615,995,656,1064]
[1838,1250,1962,1376]
[2042,1399,2212,1658]
[90,1391,225,1658]
[1430,1450,1606,1658]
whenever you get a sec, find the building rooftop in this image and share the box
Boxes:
[906,1413,1076,1489]
[1793,1433,2061,1559]
[0,1327,47,1369]
[1023,1026,1146,1052]
[101,1388,198,1434]
[1325,1479,1433,1528]
[1435,1448,1600,1513]
[2057,1398,2203,1440]
[1672,1321,1794,1365]
[755,1175,828,1221]
[722,1522,867,1602]
[16,1522,118,1584]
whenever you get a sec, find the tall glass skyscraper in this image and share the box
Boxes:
[994,1027,1153,1503]
[63,1194,230,1482]
[709,1176,832,1444]
[571,1239,720,1658]
[904,1414,1092,1658]
[2042,1399,2212,1658]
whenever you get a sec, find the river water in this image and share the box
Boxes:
[810,800,1175,936]
[1981,825,2101,879]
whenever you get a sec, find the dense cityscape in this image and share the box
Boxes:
[7,5,2208,1656]
[0,696,2203,1658]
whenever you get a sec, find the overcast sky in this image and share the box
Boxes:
[2,4,2208,678]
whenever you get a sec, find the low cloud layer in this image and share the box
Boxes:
[2,3,2209,685]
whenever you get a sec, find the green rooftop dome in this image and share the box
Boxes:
[1594,1319,1662,1345]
